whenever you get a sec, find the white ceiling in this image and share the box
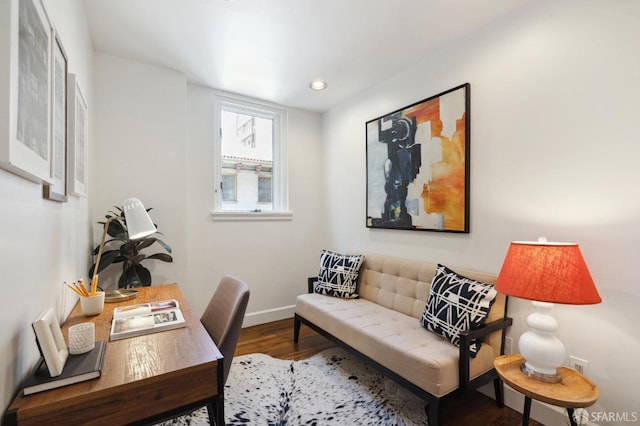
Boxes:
[83,0,531,112]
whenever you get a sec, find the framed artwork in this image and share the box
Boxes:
[67,73,88,197]
[366,83,470,233]
[43,31,68,202]
[0,0,54,183]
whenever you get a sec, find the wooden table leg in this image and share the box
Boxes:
[523,396,532,426]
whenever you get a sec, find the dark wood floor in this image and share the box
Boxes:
[235,318,542,426]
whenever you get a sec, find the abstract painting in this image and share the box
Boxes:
[366,83,470,233]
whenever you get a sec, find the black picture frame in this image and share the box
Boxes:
[366,83,470,233]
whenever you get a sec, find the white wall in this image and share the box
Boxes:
[322,0,640,423]
[185,83,325,323]
[0,0,93,413]
[91,57,325,324]
[91,53,188,290]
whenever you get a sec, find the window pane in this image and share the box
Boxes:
[258,176,272,203]
[221,108,273,211]
[213,93,289,219]
[221,173,236,202]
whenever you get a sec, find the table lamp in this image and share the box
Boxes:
[495,237,601,383]
[91,198,157,291]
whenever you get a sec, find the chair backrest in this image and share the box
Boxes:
[200,275,250,384]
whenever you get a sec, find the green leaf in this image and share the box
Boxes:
[130,254,146,265]
[154,238,172,254]
[107,220,127,239]
[119,241,138,257]
[88,250,124,276]
[119,264,151,288]
[146,253,173,262]
[97,250,121,272]
[135,238,156,251]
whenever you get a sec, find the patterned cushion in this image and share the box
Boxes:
[315,250,364,299]
[420,264,497,357]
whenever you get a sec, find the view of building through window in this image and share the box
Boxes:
[220,109,273,211]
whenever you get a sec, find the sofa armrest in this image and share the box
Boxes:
[458,317,513,392]
[461,317,513,342]
[307,277,317,293]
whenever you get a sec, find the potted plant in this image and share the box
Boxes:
[89,205,173,288]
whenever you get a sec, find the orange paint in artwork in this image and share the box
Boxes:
[404,98,442,138]
[421,113,466,231]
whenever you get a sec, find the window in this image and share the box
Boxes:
[258,176,272,203]
[221,173,237,202]
[212,93,290,220]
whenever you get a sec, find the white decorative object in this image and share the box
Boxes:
[68,322,95,355]
[123,198,157,239]
[32,307,68,377]
[518,300,566,377]
[80,291,105,316]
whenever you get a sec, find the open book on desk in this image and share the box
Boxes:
[113,299,180,319]
[110,299,186,341]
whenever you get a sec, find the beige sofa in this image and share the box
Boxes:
[294,254,512,426]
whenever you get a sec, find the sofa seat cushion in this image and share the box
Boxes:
[296,293,497,397]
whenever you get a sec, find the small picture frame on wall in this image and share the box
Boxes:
[67,73,88,197]
[366,83,470,233]
[0,0,54,184]
[43,31,68,202]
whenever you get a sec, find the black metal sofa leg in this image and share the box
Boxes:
[425,400,440,426]
[494,377,505,408]
[293,315,301,343]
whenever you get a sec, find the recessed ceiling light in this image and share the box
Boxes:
[309,80,328,91]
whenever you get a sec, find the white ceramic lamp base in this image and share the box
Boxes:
[518,301,565,383]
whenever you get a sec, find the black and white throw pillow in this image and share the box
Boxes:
[420,264,497,357]
[314,250,364,299]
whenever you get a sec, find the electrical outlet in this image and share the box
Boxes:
[504,337,513,354]
[570,356,589,376]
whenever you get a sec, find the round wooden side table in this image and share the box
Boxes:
[494,354,600,426]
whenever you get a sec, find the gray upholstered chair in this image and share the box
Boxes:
[151,277,250,426]
[201,275,250,385]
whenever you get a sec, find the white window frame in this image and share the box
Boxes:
[211,92,291,221]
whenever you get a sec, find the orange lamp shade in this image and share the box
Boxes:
[495,241,601,305]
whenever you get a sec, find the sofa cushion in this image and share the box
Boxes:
[295,292,497,397]
[315,250,364,299]
[420,264,497,358]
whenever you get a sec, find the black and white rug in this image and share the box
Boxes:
[159,347,429,425]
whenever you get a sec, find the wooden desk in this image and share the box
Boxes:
[495,354,599,426]
[4,284,224,426]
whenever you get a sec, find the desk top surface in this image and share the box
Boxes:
[6,283,223,425]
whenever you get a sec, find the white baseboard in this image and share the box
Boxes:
[242,305,295,327]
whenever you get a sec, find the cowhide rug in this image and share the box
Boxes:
[158,347,429,425]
